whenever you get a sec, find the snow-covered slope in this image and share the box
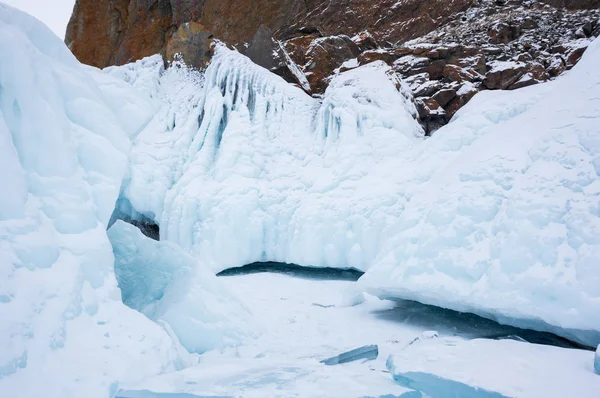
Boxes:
[117,48,424,273]
[361,37,600,346]
[0,5,191,397]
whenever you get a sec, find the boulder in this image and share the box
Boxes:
[445,84,479,120]
[566,45,589,69]
[443,64,481,83]
[352,31,379,51]
[488,22,521,44]
[416,98,447,135]
[245,25,309,90]
[304,35,361,93]
[484,61,527,89]
[433,88,457,107]
[546,54,566,77]
[165,22,215,70]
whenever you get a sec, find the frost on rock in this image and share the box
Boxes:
[387,338,600,398]
[108,221,257,354]
[361,37,600,347]
[0,5,189,397]
[117,46,424,273]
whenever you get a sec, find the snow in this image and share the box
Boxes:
[361,37,600,347]
[107,221,257,354]
[117,47,424,273]
[387,337,600,398]
[117,271,600,397]
[0,5,191,397]
[108,34,600,346]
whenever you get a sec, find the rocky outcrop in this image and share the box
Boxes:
[165,22,214,70]
[540,0,600,9]
[66,0,474,69]
[65,0,600,135]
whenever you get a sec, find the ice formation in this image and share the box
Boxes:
[117,48,424,273]
[386,338,600,397]
[107,35,600,345]
[108,221,257,353]
[110,39,600,349]
[361,37,600,346]
[0,5,190,397]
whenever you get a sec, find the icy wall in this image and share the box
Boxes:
[0,5,190,397]
[117,47,425,273]
[361,37,600,347]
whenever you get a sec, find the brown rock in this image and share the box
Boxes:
[66,0,173,68]
[455,54,487,75]
[488,22,521,44]
[484,61,527,89]
[416,98,447,135]
[566,46,588,69]
[66,0,474,69]
[442,64,481,83]
[304,35,361,93]
[413,80,443,97]
[245,25,308,88]
[526,61,550,81]
[433,88,457,107]
[166,22,215,70]
[352,31,379,52]
[357,50,393,65]
[445,85,479,119]
[426,60,447,80]
[546,54,566,77]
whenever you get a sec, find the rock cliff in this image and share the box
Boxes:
[66,0,600,133]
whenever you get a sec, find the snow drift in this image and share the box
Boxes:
[361,37,600,346]
[0,5,190,397]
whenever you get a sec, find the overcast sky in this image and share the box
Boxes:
[4,0,76,39]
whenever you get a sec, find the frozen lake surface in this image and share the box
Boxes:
[117,266,598,397]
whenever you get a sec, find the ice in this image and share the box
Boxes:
[115,46,424,273]
[107,35,600,346]
[595,345,600,375]
[320,345,379,365]
[0,5,191,397]
[386,338,600,397]
[107,221,257,353]
[360,37,600,347]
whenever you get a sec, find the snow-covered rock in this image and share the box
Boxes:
[108,221,257,354]
[386,338,600,398]
[0,5,191,397]
[361,37,600,347]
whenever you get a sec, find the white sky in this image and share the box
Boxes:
[3,0,76,39]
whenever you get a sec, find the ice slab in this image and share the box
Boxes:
[387,338,600,398]
[321,345,379,365]
[108,221,257,354]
